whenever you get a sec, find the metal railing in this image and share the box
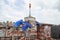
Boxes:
[0,35,37,40]
[0,37,12,40]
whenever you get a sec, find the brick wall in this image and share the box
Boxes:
[37,25,52,40]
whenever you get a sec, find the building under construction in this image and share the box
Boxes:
[0,3,60,40]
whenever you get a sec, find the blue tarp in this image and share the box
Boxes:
[36,21,40,26]
[14,20,23,28]
[22,21,32,31]
[14,20,40,31]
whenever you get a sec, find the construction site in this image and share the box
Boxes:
[0,2,60,40]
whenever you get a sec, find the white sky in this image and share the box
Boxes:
[0,0,60,24]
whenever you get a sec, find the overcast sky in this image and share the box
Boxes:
[0,0,60,24]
